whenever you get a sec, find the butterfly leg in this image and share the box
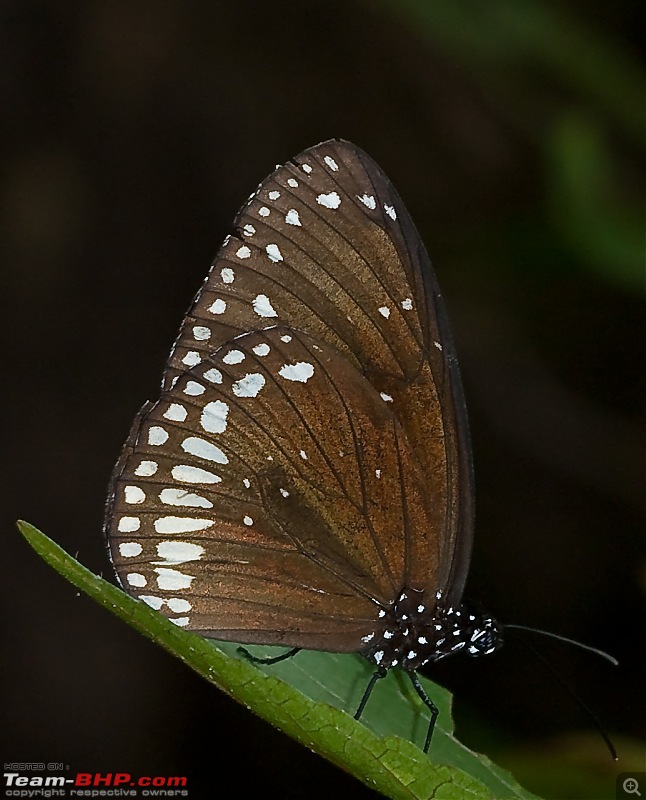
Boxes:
[354,667,387,721]
[237,646,302,665]
[409,673,439,753]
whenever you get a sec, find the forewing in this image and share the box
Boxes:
[106,328,440,651]
[163,140,474,601]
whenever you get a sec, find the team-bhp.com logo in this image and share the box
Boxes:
[4,770,188,797]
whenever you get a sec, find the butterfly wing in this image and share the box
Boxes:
[106,327,440,651]
[160,140,474,605]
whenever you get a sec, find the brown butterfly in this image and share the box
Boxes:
[105,141,501,752]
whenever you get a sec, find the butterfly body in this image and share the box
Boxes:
[362,589,501,673]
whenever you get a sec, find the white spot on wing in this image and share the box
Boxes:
[359,194,376,209]
[124,486,146,504]
[208,299,227,315]
[265,243,283,263]
[119,542,142,557]
[184,380,206,396]
[258,206,270,217]
[243,515,253,526]
[182,351,201,367]
[268,190,280,200]
[203,367,223,383]
[181,436,229,464]
[378,306,391,318]
[156,541,205,564]
[200,400,229,433]
[316,192,341,209]
[324,155,339,171]
[243,223,256,236]
[127,573,146,587]
[280,334,292,342]
[278,362,314,383]
[380,392,393,402]
[193,325,211,341]
[154,567,194,590]
[384,204,397,219]
[159,488,213,508]
[221,267,235,283]
[140,595,164,610]
[232,373,266,397]
[301,163,312,173]
[118,516,140,532]
[154,516,214,534]
[148,426,169,446]
[402,298,413,310]
[285,209,301,226]
[163,403,187,422]
[252,343,270,357]
[236,245,251,259]
[167,598,192,613]
[434,341,443,351]
[223,349,245,365]
[171,464,222,484]
[253,294,278,318]
[287,178,298,187]
[135,460,158,476]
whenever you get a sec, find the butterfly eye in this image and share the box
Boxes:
[105,139,485,754]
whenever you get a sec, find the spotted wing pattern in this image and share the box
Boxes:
[163,140,473,603]
[106,140,475,647]
[106,327,440,650]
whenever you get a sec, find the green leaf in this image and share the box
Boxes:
[17,520,541,800]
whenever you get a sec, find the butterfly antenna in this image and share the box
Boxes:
[504,624,618,666]
[509,632,618,760]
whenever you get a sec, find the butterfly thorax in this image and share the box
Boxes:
[363,587,502,673]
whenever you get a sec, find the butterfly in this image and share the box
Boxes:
[105,140,501,752]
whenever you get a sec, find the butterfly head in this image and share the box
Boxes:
[463,613,503,657]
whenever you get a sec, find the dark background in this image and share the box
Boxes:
[2,2,643,799]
